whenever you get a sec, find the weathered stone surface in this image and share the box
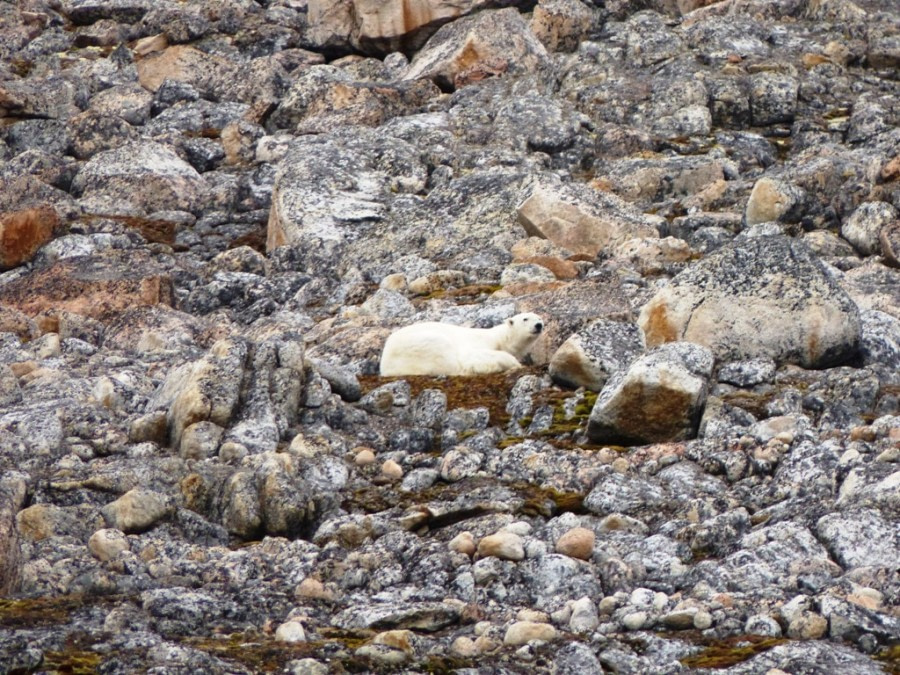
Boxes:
[0,206,61,270]
[0,476,25,595]
[638,235,861,368]
[307,0,516,55]
[101,488,174,533]
[531,0,597,52]
[150,338,248,448]
[841,201,897,256]
[516,179,661,258]
[504,620,558,645]
[267,127,425,268]
[555,526,595,560]
[136,44,236,99]
[549,319,643,391]
[587,342,714,445]
[749,71,798,126]
[744,177,806,226]
[403,8,551,91]
[72,141,208,215]
[477,530,525,561]
[0,250,173,321]
[88,528,130,562]
[332,602,460,632]
[271,65,439,134]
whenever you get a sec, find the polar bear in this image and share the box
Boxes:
[379,313,544,377]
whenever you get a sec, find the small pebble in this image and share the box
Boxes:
[448,531,476,556]
[555,526,595,560]
[275,620,306,643]
[477,531,525,561]
[354,448,376,465]
[381,459,404,479]
[503,621,558,646]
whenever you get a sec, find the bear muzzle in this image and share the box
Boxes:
[533,322,543,334]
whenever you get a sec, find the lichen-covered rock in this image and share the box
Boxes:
[749,71,798,126]
[266,127,425,271]
[150,337,249,448]
[516,179,661,258]
[744,177,807,226]
[403,8,551,91]
[101,488,174,533]
[307,0,510,55]
[72,141,208,215]
[531,0,597,52]
[816,509,899,569]
[639,235,861,368]
[0,475,25,594]
[549,318,643,391]
[587,342,714,445]
[841,201,897,256]
[271,65,439,134]
[0,249,173,321]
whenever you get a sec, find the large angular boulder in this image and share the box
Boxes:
[403,8,551,91]
[271,66,439,134]
[638,235,861,369]
[267,127,426,271]
[516,180,661,258]
[0,249,173,321]
[72,141,209,215]
[307,0,516,55]
[586,342,714,445]
[0,206,61,270]
[549,319,643,391]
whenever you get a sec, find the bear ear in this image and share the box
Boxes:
[506,318,514,325]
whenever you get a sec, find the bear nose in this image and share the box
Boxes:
[534,322,543,333]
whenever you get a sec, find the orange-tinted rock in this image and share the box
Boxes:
[0,306,39,341]
[0,250,173,322]
[0,206,60,270]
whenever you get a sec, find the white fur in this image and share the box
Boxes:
[379,312,544,377]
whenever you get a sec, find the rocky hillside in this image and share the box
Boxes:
[1,0,898,672]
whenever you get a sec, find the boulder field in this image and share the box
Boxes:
[0,0,898,672]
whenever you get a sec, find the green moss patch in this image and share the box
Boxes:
[679,635,787,669]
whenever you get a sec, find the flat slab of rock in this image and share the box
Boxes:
[0,249,173,321]
[267,127,426,271]
[331,601,460,632]
[587,342,713,445]
[638,234,861,368]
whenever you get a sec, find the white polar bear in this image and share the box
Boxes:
[379,312,545,377]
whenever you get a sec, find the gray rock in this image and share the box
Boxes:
[859,310,900,383]
[309,358,361,402]
[72,141,209,215]
[749,71,798,126]
[403,8,551,91]
[717,358,777,387]
[816,509,899,569]
[331,602,460,632]
[639,235,861,368]
[842,201,898,256]
[517,178,661,258]
[587,342,713,445]
[549,319,644,391]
